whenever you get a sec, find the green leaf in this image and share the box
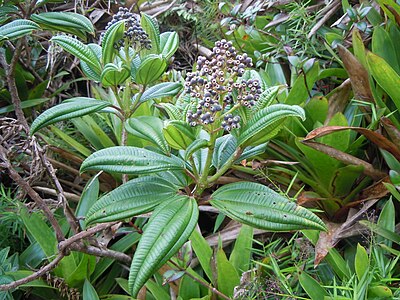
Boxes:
[213,135,237,170]
[126,116,170,154]
[216,247,240,298]
[140,13,160,54]
[80,146,185,175]
[178,275,201,300]
[298,271,328,300]
[76,175,99,229]
[101,63,130,87]
[49,125,92,157]
[136,54,166,85]
[160,31,179,59]
[372,25,400,74]
[185,139,209,161]
[285,61,319,105]
[252,85,283,111]
[65,254,96,287]
[366,51,400,112]
[359,220,400,244]
[30,98,111,135]
[0,19,40,42]
[146,279,171,300]
[83,279,100,300]
[163,120,197,150]
[31,12,94,39]
[210,182,327,231]
[160,103,183,120]
[230,224,253,273]
[138,82,183,103]
[85,176,178,225]
[51,35,101,75]
[355,243,369,280]
[129,196,198,297]
[102,20,125,65]
[377,199,395,247]
[238,104,305,147]
[189,230,213,282]
[81,43,102,81]
[0,97,50,114]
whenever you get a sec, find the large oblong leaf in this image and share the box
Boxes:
[85,176,178,225]
[80,146,185,175]
[138,82,182,103]
[160,31,179,59]
[129,196,198,297]
[101,20,125,65]
[0,19,40,42]
[125,116,170,154]
[31,12,94,39]
[30,98,111,135]
[51,35,101,74]
[210,182,326,231]
[238,104,305,147]
[366,51,400,111]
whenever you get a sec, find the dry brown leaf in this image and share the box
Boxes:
[301,140,386,179]
[381,117,400,149]
[337,44,373,102]
[325,79,352,125]
[304,125,400,161]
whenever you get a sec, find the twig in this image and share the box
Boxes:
[0,41,29,130]
[0,221,131,291]
[0,252,65,291]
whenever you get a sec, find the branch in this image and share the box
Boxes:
[0,40,29,130]
[0,144,64,241]
[0,222,131,291]
[0,252,65,291]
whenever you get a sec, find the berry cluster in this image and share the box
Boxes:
[221,114,241,131]
[103,8,151,50]
[184,39,262,131]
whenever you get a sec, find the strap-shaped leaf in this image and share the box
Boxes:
[140,13,160,54]
[160,31,179,60]
[0,19,39,42]
[238,104,305,147]
[31,12,94,39]
[85,176,178,225]
[80,146,185,175]
[139,82,182,103]
[51,35,101,75]
[125,116,170,154]
[101,20,125,65]
[30,98,111,135]
[210,182,327,231]
[129,196,198,297]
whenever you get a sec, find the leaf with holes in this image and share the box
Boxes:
[80,146,185,175]
[51,35,101,75]
[31,12,94,40]
[210,182,326,231]
[85,176,178,225]
[0,20,39,42]
[30,98,111,135]
[125,116,170,154]
[238,104,305,147]
[129,196,198,297]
